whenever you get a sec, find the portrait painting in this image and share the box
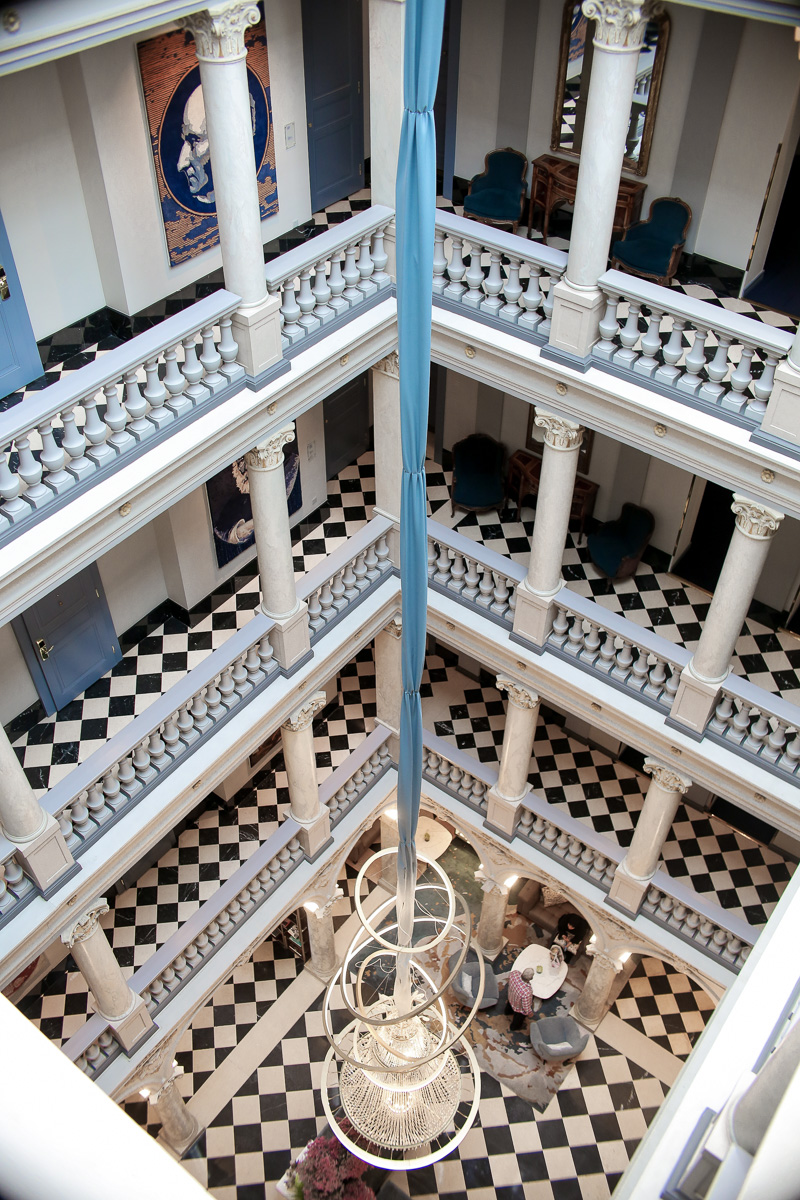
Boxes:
[137,11,279,266]
[206,435,302,569]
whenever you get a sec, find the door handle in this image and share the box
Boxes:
[36,638,54,661]
[0,268,9,301]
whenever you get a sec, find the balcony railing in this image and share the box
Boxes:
[301,514,394,642]
[421,730,754,972]
[426,518,800,785]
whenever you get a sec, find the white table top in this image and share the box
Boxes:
[415,816,452,861]
[512,942,568,999]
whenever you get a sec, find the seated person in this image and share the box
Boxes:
[551,912,587,963]
[504,966,535,1032]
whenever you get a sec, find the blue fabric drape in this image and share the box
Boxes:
[395,0,446,934]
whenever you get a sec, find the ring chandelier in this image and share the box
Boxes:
[320,848,484,1168]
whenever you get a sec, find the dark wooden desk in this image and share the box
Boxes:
[526,154,646,245]
[506,448,599,540]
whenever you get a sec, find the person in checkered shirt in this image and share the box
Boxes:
[504,966,536,1031]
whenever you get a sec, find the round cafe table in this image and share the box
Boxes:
[512,942,568,1002]
[414,816,452,861]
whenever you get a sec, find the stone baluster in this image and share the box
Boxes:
[312,259,334,323]
[328,252,348,316]
[356,234,377,297]
[500,256,523,323]
[0,450,31,523]
[615,301,642,369]
[163,344,190,416]
[549,0,659,360]
[486,678,540,837]
[475,876,511,959]
[519,265,543,332]
[0,724,74,893]
[463,243,485,308]
[296,268,321,335]
[672,495,784,733]
[432,228,447,294]
[199,325,224,389]
[122,371,151,442]
[609,761,691,914]
[180,3,281,379]
[37,421,72,494]
[281,692,330,858]
[62,900,153,1051]
[142,357,171,429]
[572,946,623,1029]
[514,410,584,646]
[634,307,664,376]
[481,251,504,316]
[245,426,310,670]
[443,236,466,301]
[371,224,390,287]
[342,241,362,305]
[15,435,50,507]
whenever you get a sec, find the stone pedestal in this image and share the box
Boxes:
[269,603,311,672]
[304,896,341,980]
[485,787,525,838]
[572,948,622,1029]
[62,901,153,1052]
[550,0,657,360]
[671,495,784,732]
[512,411,583,647]
[0,725,74,893]
[153,1074,201,1157]
[375,615,402,761]
[475,878,510,960]
[281,693,330,858]
[761,356,800,448]
[609,760,691,914]
[230,295,283,382]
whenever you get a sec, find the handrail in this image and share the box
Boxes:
[264,205,395,288]
[435,210,568,274]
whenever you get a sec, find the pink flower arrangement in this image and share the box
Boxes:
[293,1136,375,1200]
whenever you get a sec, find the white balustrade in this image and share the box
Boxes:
[301,515,393,640]
[265,206,394,354]
[642,880,754,971]
[434,211,568,338]
[427,520,520,626]
[0,292,243,537]
[707,680,800,779]
[594,269,793,427]
[322,728,393,824]
[421,736,492,814]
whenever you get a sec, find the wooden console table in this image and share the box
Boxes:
[506,448,598,540]
[526,154,646,245]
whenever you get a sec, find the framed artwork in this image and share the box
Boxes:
[525,410,595,476]
[206,434,302,568]
[137,11,279,266]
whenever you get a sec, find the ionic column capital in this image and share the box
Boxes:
[283,690,326,732]
[245,425,295,472]
[374,350,399,379]
[534,408,584,451]
[731,494,785,540]
[582,0,660,51]
[305,887,343,920]
[180,1,261,61]
[151,1070,182,1105]
[382,614,403,640]
[61,899,109,947]
[496,676,540,711]
[643,759,692,795]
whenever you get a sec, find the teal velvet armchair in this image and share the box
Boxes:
[450,433,505,518]
[611,196,692,287]
[463,148,529,235]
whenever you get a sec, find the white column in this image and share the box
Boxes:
[0,992,209,1200]
[609,760,691,914]
[372,352,402,565]
[0,725,73,893]
[572,947,622,1029]
[475,877,510,960]
[61,901,153,1052]
[549,0,657,361]
[369,0,404,208]
[245,426,310,670]
[281,692,330,858]
[672,495,784,733]
[486,677,540,837]
[152,1072,201,1157]
[181,3,282,379]
[374,615,402,760]
[304,892,342,980]
[512,411,584,646]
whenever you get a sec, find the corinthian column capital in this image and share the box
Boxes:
[374,350,399,379]
[731,495,785,540]
[283,691,327,733]
[245,426,296,472]
[61,899,109,947]
[180,1,261,61]
[643,758,692,795]
[496,676,540,711]
[582,0,660,51]
[534,408,584,451]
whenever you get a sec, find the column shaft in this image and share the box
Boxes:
[153,1078,200,1154]
[572,952,621,1027]
[69,925,134,1019]
[475,884,509,959]
[625,778,684,880]
[496,694,540,801]
[0,724,49,841]
[246,430,300,619]
[305,906,339,978]
[281,692,329,858]
[526,413,583,595]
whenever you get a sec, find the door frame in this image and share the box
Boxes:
[741,77,800,295]
[439,0,462,202]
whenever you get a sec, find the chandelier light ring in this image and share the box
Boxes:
[320,1036,482,1170]
[354,849,457,951]
[351,959,450,1067]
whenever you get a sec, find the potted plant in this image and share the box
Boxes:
[279,1136,375,1200]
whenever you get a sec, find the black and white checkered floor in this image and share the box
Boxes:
[115,895,700,1200]
[422,649,794,928]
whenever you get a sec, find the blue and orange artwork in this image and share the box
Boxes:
[137,15,279,267]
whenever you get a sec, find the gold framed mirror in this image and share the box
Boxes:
[551,1,670,177]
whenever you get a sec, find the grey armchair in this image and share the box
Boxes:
[447,950,499,1010]
[530,1014,589,1062]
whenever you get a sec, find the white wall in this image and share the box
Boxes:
[97,523,166,636]
[756,516,800,613]
[0,626,38,726]
[640,457,694,557]
[0,62,104,340]
[454,0,505,180]
[696,20,800,268]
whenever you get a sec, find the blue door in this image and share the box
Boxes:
[0,207,42,401]
[302,0,364,213]
[15,564,122,715]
